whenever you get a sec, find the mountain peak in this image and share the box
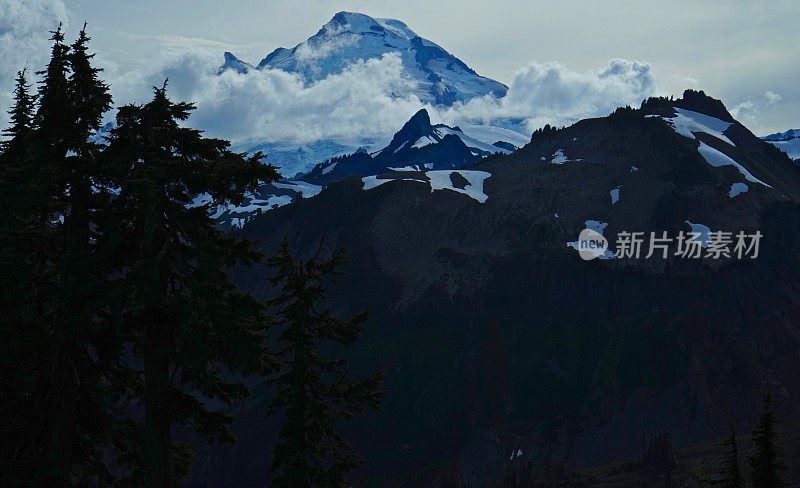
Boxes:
[218,52,253,74]
[675,89,735,122]
[245,13,507,105]
[325,11,419,40]
[404,108,433,131]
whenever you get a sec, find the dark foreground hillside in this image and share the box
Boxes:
[186,91,800,487]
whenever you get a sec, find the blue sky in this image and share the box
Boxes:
[2,0,798,139]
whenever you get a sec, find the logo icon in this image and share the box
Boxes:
[574,228,609,261]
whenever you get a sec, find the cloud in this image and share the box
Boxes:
[432,58,657,133]
[112,54,657,145]
[0,0,68,128]
[764,90,783,105]
[731,100,757,124]
[293,23,359,69]
[112,50,426,144]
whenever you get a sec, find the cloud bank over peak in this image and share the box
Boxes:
[111,52,658,145]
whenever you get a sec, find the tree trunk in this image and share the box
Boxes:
[46,341,78,486]
[46,179,91,485]
[144,319,173,488]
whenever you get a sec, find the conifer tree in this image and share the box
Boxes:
[717,418,745,488]
[1,68,35,154]
[748,387,786,488]
[35,23,72,160]
[266,242,384,487]
[0,68,36,218]
[67,23,112,151]
[0,25,75,485]
[103,82,278,488]
[0,24,128,486]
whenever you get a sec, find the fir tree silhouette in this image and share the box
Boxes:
[103,81,278,488]
[266,241,384,487]
[0,23,127,486]
[716,418,745,488]
[748,386,786,488]
[1,68,35,154]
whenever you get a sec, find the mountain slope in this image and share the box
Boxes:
[301,108,518,185]
[207,109,525,228]
[223,11,508,105]
[763,128,800,163]
[188,90,800,487]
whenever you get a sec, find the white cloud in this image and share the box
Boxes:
[114,54,657,145]
[731,100,757,125]
[764,90,783,105]
[432,58,657,133]
[112,50,426,144]
[0,0,68,129]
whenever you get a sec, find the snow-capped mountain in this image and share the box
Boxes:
[762,128,800,163]
[218,52,254,74]
[301,108,526,185]
[221,11,508,105]
[208,109,527,229]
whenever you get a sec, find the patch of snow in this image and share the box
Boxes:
[273,180,323,198]
[388,165,419,171]
[697,142,771,187]
[425,170,491,203]
[585,220,608,234]
[393,141,408,153]
[213,194,294,218]
[567,220,615,259]
[610,187,620,205]
[663,108,735,146]
[549,149,581,165]
[728,182,749,198]
[435,126,507,154]
[630,165,639,172]
[361,175,426,190]
[412,136,436,149]
[321,162,338,174]
[685,220,711,247]
[458,123,529,150]
[362,175,391,190]
[188,193,213,208]
[362,170,492,203]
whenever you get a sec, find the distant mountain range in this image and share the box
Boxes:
[188,90,800,486]
[762,128,800,163]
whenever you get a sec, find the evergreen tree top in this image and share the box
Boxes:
[109,81,277,208]
[2,68,36,147]
[68,22,112,148]
[34,22,72,152]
